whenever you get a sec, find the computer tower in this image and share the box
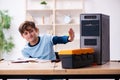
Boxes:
[80,14,110,65]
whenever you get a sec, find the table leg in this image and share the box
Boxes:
[2,78,7,80]
[115,77,119,80]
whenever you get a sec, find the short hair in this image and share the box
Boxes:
[19,21,37,34]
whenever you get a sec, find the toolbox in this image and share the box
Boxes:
[59,48,95,69]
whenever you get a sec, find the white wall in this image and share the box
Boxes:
[0,0,120,60]
[0,0,26,60]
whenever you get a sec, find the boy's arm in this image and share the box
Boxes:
[52,28,74,45]
[52,36,69,45]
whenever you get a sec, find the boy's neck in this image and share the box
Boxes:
[29,37,40,47]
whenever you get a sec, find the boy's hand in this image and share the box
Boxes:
[68,28,75,42]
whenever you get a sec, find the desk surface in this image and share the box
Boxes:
[0,60,120,75]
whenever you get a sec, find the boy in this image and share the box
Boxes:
[19,21,74,60]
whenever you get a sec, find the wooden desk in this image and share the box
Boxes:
[0,60,120,80]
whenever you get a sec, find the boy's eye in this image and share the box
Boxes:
[23,29,34,35]
[23,32,28,35]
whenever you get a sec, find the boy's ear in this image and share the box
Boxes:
[21,34,25,38]
[36,27,39,34]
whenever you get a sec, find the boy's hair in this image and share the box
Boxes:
[19,21,37,34]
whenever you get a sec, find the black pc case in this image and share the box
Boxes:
[80,13,110,65]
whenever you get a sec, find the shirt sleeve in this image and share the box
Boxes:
[52,36,69,45]
[22,49,30,58]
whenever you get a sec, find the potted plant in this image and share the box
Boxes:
[40,0,47,5]
[40,0,48,9]
[0,10,14,60]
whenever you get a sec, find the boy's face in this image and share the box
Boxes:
[21,26,38,43]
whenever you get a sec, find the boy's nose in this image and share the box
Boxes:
[28,32,32,37]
